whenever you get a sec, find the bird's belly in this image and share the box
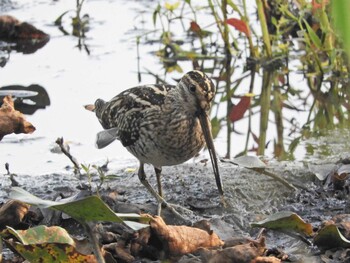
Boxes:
[126,117,205,167]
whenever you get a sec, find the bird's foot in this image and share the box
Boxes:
[158,200,192,225]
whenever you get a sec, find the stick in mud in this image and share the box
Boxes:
[55,137,81,176]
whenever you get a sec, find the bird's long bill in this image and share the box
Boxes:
[198,111,224,195]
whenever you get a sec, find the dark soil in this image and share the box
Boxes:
[1,158,349,262]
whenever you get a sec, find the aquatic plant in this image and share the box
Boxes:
[135,0,350,160]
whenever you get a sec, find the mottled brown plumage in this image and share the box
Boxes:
[87,70,223,219]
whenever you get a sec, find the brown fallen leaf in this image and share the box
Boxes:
[149,215,224,257]
[198,237,266,263]
[0,95,36,140]
[328,214,350,240]
[0,200,30,230]
[104,243,134,263]
[252,256,281,263]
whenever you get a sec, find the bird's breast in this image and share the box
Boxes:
[127,110,206,167]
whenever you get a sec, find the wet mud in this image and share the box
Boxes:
[1,158,349,261]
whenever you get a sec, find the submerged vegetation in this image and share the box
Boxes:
[135,0,350,159]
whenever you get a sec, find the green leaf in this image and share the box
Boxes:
[251,211,313,236]
[124,221,150,231]
[3,225,74,245]
[54,10,71,26]
[331,0,350,58]
[288,136,301,154]
[5,241,97,263]
[10,187,123,223]
[10,187,62,208]
[1,225,97,263]
[314,224,350,249]
[53,196,123,223]
[10,188,150,231]
[211,117,222,139]
[116,213,151,224]
[152,4,161,26]
[304,19,322,49]
[226,0,240,13]
[165,1,180,11]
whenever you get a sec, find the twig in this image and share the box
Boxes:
[55,137,81,176]
[5,163,19,187]
[220,158,297,191]
[251,167,297,191]
[82,222,105,263]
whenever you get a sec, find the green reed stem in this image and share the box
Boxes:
[258,71,273,155]
[273,86,285,158]
[222,0,232,158]
[256,0,272,57]
[256,0,273,155]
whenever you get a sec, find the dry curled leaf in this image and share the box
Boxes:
[104,243,134,263]
[0,96,36,140]
[0,200,30,230]
[198,237,266,263]
[142,215,223,258]
[252,256,281,263]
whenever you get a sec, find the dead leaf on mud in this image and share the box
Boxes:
[104,242,134,263]
[151,216,223,255]
[314,214,350,249]
[0,200,30,230]
[1,225,98,262]
[132,215,224,260]
[330,214,350,239]
[314,223,350,249]
[332,164,350,190]
[251,211,313,236]
[197,237,276,263]
[0,95,36,140]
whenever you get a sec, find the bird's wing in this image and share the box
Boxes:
[99,84,175,147]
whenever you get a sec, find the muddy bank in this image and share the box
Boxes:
[2,158,348,261]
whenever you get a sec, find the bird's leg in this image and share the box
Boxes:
[138,162,163,204]
[154,166,163,215]
[137,162,190,223]
[154,167,163,197]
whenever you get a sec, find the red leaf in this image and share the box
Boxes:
[278,74,285,85]
[225,18,250,37]
[311,0,329,12]
[190,21,201,34]
[251,132,259,144]
[229,96,251,122]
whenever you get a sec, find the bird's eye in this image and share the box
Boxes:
[189,85,196,93]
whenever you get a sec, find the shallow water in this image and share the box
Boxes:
[0,0,349,177]
[1,0,160,174]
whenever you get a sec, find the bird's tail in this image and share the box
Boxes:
[96,128,118,149]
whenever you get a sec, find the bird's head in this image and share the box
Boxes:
[179,70,223,196]
[179,70,216,113]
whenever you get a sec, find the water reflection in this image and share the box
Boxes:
[133,1,350,160]
[0,84,50,114]
[54,0,90,54]
[0,15,49,56]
